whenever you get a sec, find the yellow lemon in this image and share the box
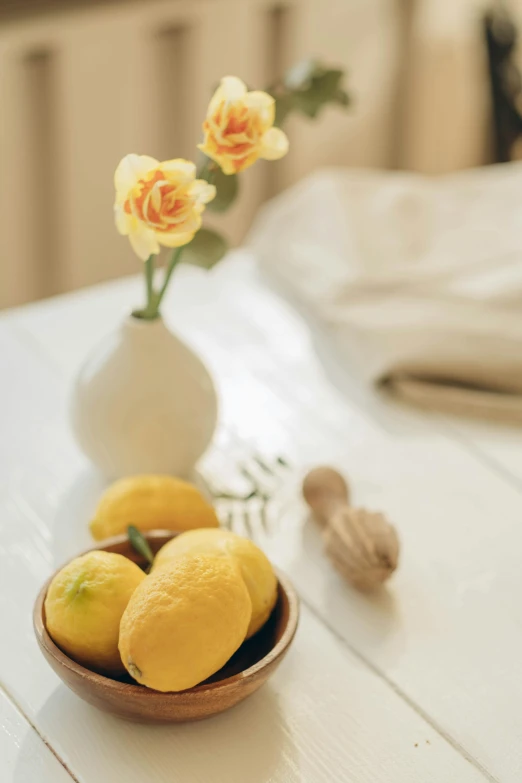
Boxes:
[153,528,277,638]
[89,475,219,541]
[44,551,145,675]
[119,552,251,692]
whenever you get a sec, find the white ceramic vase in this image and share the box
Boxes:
[70,316,218,479]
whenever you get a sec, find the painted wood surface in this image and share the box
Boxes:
[0,689,73,782]
[1,254,522,780]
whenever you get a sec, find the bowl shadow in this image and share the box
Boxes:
[14,684,301,783]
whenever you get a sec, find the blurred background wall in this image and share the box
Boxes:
[0,0,517,308]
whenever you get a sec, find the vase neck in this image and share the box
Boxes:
[122,315,172,341]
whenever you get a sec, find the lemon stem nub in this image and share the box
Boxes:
[128,661,142,680]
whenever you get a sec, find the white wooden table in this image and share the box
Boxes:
[1,252,522,783]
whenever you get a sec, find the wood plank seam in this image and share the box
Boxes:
[0,678,80,783]
[300,596,499,783]
[439,420,522,498]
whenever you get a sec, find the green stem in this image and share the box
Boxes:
[197,156,218,183]
[155,246,184,314]
[145,254,154,309]
[132,254,159,320]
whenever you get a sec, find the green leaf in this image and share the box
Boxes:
[196,152,213,181]
[312,69,344,99]
[284,58,318,91]
[292,91,322,118]
[274,61,350,122]
[274,94,294,127]
[127,525,154,567]
[333,88,350,107]
[290,68,350,119]
[183,228,228,269]
[206,167,239,212]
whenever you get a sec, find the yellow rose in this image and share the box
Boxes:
[198,76,289,175]
[114,155,216,261]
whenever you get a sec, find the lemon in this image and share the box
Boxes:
[89,475,219,541]
[153,528,277,638]
[119,552,252,692]
[45,551,145,674]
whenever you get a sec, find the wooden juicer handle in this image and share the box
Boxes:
[302,466,400,590]
[302,466,351,528]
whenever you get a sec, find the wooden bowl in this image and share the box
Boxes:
[33,531,299,723]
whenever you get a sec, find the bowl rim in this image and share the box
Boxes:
[33,531,300,698]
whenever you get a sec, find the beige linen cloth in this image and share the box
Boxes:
[249,165,522,423]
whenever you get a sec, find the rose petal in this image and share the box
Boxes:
[149,182,162,213]
[160,159,196,184]
[232,150,260,173]
[197,142,225,172]
[114,204,132,235]
[129,222,160,260]
[205,76,246,125]
[157,228,198,248]
[244,90,275,127]
[219,156,239,175]
[260,127,289,161]
[114,154,158,200]
[189,180,216,204]
[218,76,247,103]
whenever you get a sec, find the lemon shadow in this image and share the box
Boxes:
[52,467,108,566]
[24,683,300,783]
